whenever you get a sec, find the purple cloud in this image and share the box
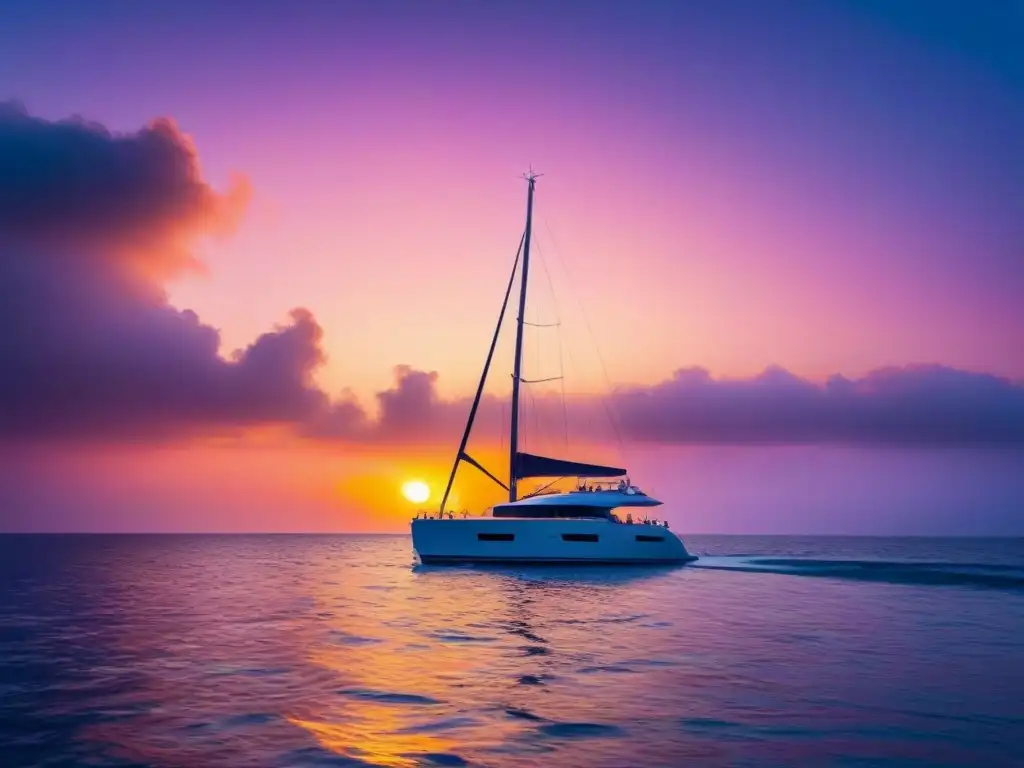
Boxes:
[0,104,324,439]
[306,366,474,445]
[307,364,1024,447]
[1,104,1021,447]
[612,365,1024,446]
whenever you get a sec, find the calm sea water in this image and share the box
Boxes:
[2,535,1023,768]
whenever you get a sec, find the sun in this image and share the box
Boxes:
[401,480,431,504]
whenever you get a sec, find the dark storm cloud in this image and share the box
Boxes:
[0,104,323,438]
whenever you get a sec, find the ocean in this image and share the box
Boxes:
[1,534,1022,767]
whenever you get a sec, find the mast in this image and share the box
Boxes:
[508,172,538,502]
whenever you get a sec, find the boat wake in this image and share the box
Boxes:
[692,556,1024,591]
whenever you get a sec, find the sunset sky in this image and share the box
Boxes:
[1,0,1021,533]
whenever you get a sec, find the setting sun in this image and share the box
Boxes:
[401,480,431,505]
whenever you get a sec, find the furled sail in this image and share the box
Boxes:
[513,451,626,480]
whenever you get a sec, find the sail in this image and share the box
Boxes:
[513,451,626,479]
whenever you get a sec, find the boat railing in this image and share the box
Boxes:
[574,480,647,496]
[414,506,670,527]
[413,508,473,520]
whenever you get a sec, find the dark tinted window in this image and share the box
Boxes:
[636,535,664,542]
[561,533,599,542]
[478,533,514,541]
[493,505,610,519]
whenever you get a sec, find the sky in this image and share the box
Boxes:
[0,0,1021,533]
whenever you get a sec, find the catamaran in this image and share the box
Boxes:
[411,173,696,565]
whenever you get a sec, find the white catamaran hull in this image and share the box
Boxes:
[412,518,696,565]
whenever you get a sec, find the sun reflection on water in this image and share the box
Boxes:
[287,711,451,768]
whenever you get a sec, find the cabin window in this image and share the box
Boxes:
[635,535,664,542]
[493,504,611,519]
[477,533,514,542]
[561,533,599,542]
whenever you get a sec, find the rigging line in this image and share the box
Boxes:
[519,376,563,384]
[559,330,569,452]
[532,236,570,453]
[439,229,525,514]
[527,377,554,461]
[533,234,562,325]
[523,476,567,497]
[525,232,560,458]
[528,378,540,456]
[542,216,627,457]
[499,399,505,457]
[556,338,591,444]
[459,451,509,492]
[531,251,539,423]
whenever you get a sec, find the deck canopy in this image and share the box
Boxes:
[513,451,626,480]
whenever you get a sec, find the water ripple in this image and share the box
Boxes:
[337,689,443,706]
[1,534,1022,767]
